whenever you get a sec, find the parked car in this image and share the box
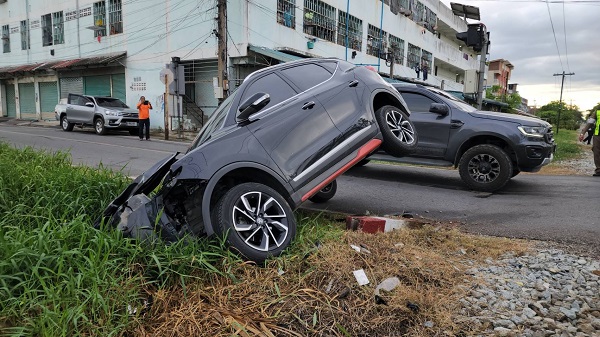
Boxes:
[361,83,555,192]
[54,98,67,121]
[59,94,139,135]
[97,58,417,263]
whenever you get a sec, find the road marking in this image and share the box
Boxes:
[0,127,186,155]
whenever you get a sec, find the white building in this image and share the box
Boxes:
[0,0,480,130]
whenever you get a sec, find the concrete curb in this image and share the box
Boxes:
[346,216,407,234]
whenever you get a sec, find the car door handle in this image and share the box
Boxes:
[348,80,359,87]
[450,120,464,128]
[302,101,315,110]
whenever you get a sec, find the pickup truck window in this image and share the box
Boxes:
[68,94,91,106]
[426,87,477,112]
[96,97,128,108]
[400,92,437,113]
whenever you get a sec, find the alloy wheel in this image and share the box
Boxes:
[385,109,416,145]
[467,153,501,183]
[231,191,289,252]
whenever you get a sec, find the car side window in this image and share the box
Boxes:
[240,73,296,110]
[280,63,333,91]
[399,92,437,113]
[68,94,81,105]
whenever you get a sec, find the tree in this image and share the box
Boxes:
[485,85,522,111]
[536,101,583,130]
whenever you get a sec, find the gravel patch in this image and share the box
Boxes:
[552,145,595,176]
[457,249,600,336]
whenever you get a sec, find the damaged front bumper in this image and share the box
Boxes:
[96,153,201,242]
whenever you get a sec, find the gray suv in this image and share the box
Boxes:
[98,58,417,263]
[59,94,139,135]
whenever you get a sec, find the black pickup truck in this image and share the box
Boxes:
[362,83,556,192]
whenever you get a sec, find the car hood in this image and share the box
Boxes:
[468,110,548,126]
[96,153,179,226]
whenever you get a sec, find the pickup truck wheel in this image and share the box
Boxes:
[375,105,418,157]
[213,182,296,263]
[308,180,337,203]
[459,144,513,192]
[60,115,74,132]
[94,117,107,135]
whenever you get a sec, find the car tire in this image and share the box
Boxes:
[213,182,296,263]
[458,144,513,192]
[129,129,139,136]
[60,115,74,132]
[95,117,107,135]
[308,180,337,203]
[375,105,418,157]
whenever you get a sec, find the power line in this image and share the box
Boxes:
[545,0,564,71]
[561,0,571,72]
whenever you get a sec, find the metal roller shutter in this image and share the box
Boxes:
[18,83,35,114]
[60,77,83,98]
[39,82,58,113]
[5,84,16,117]
[111,73,126,101]
[84,75,111,97]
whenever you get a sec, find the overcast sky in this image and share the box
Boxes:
[440,0,600,111]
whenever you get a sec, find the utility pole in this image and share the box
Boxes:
[476,33,488,110]
[388,48,395,79]
[553,71,574,134]
[216,0,229,104]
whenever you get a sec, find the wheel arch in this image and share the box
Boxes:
[201,162,292,236]
[371,89,409,116]
[454,134,515,167]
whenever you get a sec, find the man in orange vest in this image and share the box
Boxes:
[136,96,152,141]
[579,108,600,176]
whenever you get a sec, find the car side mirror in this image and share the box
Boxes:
[429,103,449,116]
[237,93,270,122]
[85,102,95,108]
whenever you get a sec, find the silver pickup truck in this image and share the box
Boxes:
[59,94,139,135]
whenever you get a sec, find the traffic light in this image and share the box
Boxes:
[456,23,486,52]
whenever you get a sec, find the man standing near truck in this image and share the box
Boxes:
[136,96,152,141]
[579,108,600,176]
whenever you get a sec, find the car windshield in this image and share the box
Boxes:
[189,91,237,150]
[426,87,477,112]
[95,97,129,108]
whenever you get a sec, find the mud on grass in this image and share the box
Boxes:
[133,217,529,337]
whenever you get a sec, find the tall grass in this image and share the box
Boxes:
[0,143,234,336]
[552,129,582,162]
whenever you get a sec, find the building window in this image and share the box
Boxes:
[277,0,295,29]
[407,43,421,70]
[425,8,437,33]
[421,49,432,73]
[52,12,64,45]
[410,0,425,24]
[108,0,123,35]
[303,0,336,43]
[93,1,107,37]
[337,10,362,51]
[1,25,9,53]
[388,34,404,65]
[41,14,53,46]
[367,24,387,58]
[20,20,30,50]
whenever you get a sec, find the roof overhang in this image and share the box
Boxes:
[0,52,126,79]
[248,45,303,63]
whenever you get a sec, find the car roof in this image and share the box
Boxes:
[245,57,343,82]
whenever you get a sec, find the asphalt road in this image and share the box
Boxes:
[1,123,598,255]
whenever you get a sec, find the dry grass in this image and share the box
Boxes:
[132,220,529,337]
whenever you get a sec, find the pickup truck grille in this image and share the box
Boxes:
[545,127,554,144]
[121,112,138,118]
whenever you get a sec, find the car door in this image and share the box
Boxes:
[398,91,451,158]
[243,70,342,190]
[67,94,94,123]
[287,61,373,147]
